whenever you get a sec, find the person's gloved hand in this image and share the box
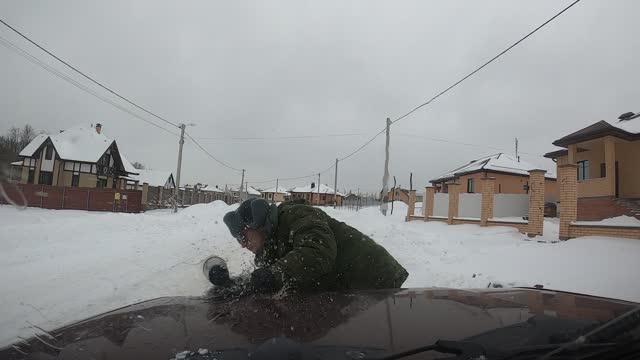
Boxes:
[250,267,278,292]
[208,265,232,286]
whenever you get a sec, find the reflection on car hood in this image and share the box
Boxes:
[1,287,638,360]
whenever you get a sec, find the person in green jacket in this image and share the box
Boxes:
[213,198,408,293]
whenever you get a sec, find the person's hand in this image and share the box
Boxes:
[250,268,278,292]
[208,265,231,286]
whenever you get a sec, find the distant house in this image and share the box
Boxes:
[430,153,557,195]
[14,124,138,189]
[261,186,290,202]
[289,183,344,206]
[228,185,262,200]
[381,188,424,204]
[544,111,640,221]
[130,169,175,190]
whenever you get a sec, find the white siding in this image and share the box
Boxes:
[40,146,55,172]
[433,193,449,217]
[493,194,529,218]
[458,193,482,218]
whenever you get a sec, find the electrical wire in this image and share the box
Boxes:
[338,127,387,162]
[183,131,243,172]
[391,0,582,125]
[0,35,179,137]
[0,18,181,129]
[193,133,368,141]
[396,133,546,157]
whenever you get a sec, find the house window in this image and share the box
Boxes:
[28,168,35,184]
[600,163,606,178]
[577,160,589,181]
[72,173,80,187]
[498,184,501,193]
[467,178,474,193]
[39,171,53,185]
[45,145,54,160]
[96,177,108,188]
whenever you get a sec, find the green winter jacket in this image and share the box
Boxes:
[255,200,408,292]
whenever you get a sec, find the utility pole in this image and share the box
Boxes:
[381,118,391,215]
[239,169,245,203]
[317,173,321,206]
[274,178,279,204]
[515,138,519,162]
[173,123,186,213]
[333,158,339,208]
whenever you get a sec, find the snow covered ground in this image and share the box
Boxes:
[1,201,640,347]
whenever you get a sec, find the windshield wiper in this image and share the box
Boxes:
[373,306,640,360]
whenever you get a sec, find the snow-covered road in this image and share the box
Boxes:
[1,201,640,347]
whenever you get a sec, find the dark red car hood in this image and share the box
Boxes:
[1,287,638,359]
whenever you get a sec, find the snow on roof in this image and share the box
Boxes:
[119,152,138,175]
[201,186,224,193]
[262,186,290,195]
[431,153,555,182]
[18,134,48,157]
[130,169,173,187]
[247,186,261,195]
[20,125,114,163]
[290,183,345,196]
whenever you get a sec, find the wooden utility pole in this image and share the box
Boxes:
[381,118,391,215]
[317,173,321,206]
[274,178,279,204]
[239,169,245,203]
[333,158,339,208]
[173,123,186,213]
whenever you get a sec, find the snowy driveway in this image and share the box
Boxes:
[1,201,640,347]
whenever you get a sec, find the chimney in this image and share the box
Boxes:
[96,123,102,134]
[311,182,316,189]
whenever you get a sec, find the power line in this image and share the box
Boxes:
[193,133,368,141]
[396,133,545,157]
[338,127,387,161]
[391,0,582,125]
[183,131,243,172]
[0,18,180,129]
[0,35,179,137]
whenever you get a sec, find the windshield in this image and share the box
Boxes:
[1,1,640,359]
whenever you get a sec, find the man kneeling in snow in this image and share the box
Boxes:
[209,198,408,294]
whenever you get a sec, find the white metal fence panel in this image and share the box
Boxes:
[458,193,482,218]
[493,194,529,218]
[433,193,449,217]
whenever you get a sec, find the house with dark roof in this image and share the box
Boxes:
[430,153,557,195]
[544,111,640,221]
[14,124,138,189]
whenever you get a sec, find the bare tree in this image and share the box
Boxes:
[131,161,146,170]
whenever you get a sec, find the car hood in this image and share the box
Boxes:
[2,287,638,359]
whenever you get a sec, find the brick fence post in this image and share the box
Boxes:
[405,189,417,222]
[527,169,546,237]
[141,182,149,208]
[447,183,460,225]
[480,177,495,226]
[559,164,578,240]
[424,186,435,222]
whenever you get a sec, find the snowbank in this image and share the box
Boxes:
[573,215,640,227]
[1,201,639,347]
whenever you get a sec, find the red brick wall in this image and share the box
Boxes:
[577,196,627,221]
[569,224,640,239]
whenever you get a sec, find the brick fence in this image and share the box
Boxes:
[408,169,546,237]
[0,182,143,213]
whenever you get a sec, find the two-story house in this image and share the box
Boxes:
[15,124,138,189]
[544,111,640,221]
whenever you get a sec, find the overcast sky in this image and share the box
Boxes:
[1,1,638,193]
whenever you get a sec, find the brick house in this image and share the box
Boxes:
[261,186,290,202]
[544,111,640,221]
[430,153,558,196]
[14,124,138,189]
[289,183,344,206]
